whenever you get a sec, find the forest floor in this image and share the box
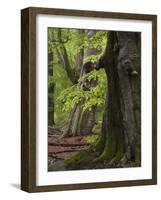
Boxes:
[48,128,93,171]
[48,128,136,171]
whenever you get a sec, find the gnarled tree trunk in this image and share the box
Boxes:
[62,102,96,137]
[62,30,99,137]
[96,31,141,166]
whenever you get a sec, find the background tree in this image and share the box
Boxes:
[48,28,107,137]
[48,28,73,128]
[48,32,55,127]
[61,30,107,137]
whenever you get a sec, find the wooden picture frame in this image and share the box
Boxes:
[21,7,157,192]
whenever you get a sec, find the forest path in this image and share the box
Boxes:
[48,130,91,171]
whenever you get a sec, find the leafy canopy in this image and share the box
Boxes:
[56,69,107,112]
[48,28,108,126]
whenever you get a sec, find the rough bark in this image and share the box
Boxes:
[62,93,96,137]
[96,31,141,166]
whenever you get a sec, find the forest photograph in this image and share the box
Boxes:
[48,27,141,172]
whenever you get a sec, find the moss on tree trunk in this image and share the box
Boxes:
[95,31,141,166]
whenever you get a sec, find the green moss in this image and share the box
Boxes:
[92,135,105,152]
[92,122,102,134]
[85,135,99,144]
[109,129,124,165]
[48,165,53,171]
[65,152,81,165]
[135,144,141,166]
[94,131,117,162]
[64,147,97,170]
[109,148,124,165]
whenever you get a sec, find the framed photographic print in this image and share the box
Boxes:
[21,7,157,192]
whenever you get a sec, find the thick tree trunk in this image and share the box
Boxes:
[96,31,141,166]
[62,30,98,137]
[62,103,96,137]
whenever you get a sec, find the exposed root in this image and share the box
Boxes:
[64,134,140,170]
[109,151,124,166]
[94,133,117,163]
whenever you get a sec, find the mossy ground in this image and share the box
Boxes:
[48,133,140,171]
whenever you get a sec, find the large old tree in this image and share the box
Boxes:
[95,31,141,166]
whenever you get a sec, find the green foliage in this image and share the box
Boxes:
[48,62,72,127]
[49,62,72,90]
[56,69,107,112]
[92,120,102,134]
[84,31,107,63]
[90,31,107,49]
[48,27,108,127]
[85,135,99,144]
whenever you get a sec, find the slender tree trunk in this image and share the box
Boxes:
[57,29,77,84]
[96,31,141,166]
[76,29,85,77]
[48,52,55,126]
